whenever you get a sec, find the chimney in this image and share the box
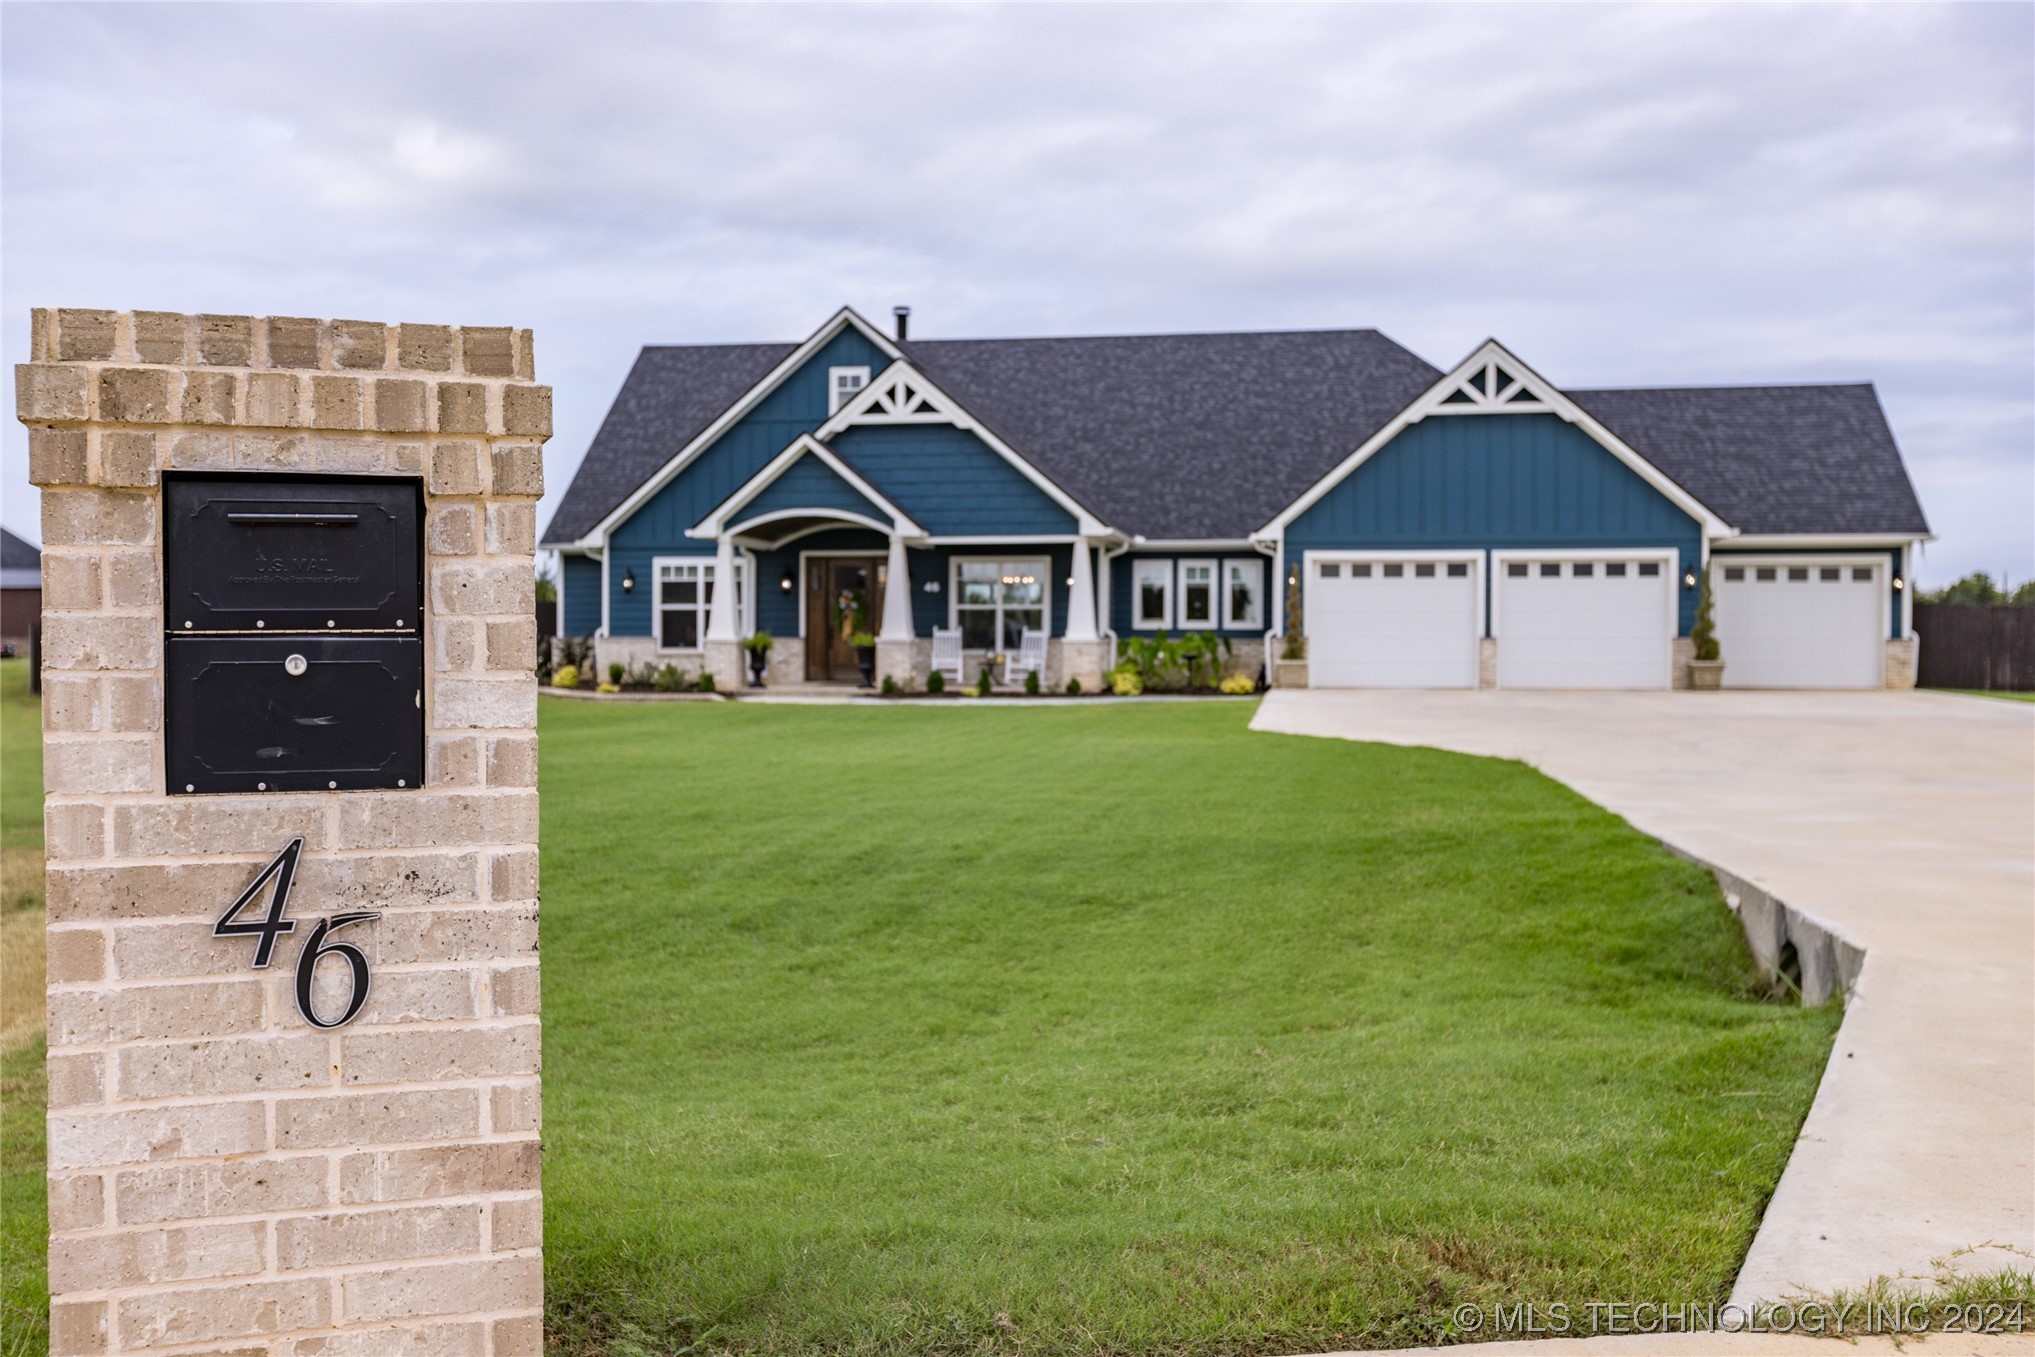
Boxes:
[893,305,911,342]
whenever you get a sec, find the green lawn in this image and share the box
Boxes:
[540,699,1837,1355]
[1947,689,2035,702]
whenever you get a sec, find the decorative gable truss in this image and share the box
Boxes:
[1256,339,1734,540]
[1432,357,1556,413]
[817,360,1111,537]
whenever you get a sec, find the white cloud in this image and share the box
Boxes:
[2,2,2028,585]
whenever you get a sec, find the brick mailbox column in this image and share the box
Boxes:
[19,310,549,1356]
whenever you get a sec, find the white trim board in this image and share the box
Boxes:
[572,307,906,550]
[689,433,925,541]
[817,359,1110,538]
[1255,340,1733,542]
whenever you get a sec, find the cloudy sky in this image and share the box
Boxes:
[4,2,2029,585]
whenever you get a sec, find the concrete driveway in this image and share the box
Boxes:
[1253,689,2034,1303]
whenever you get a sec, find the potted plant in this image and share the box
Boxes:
[743,631,772,687]
[1689,572,1725,689]
[848,631,877,687]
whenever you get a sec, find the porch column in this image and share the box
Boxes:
[877,532,918,690]
[702,533,744,690]
[880,532,915,641]
[1060,539,1108,693]
[706,534,739,642]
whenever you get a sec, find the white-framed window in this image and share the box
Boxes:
[1223,560,1262,629]
[1179,559,1217,627]
[953,558,1048,650]
[828,366,870,415]
[654,556,745,650]
[1133,559,1172,629]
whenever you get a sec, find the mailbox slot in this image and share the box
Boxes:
[166,636,423,794]
[164,474,422,633]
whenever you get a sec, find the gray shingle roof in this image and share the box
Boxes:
[542,342,793,544]
[901,330,1442,538]
[545,325,1930,545]
[1569,384,1930,537]
[0,527,37,571]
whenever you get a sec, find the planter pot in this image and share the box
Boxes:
[746,648,769,687]
[854,645,876,688]
[1273,659,1310,689]
[1688,659,1726,690]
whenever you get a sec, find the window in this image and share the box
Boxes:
[1540,562,1560,577]
[1573,562,1594,577]
[1724,567,1745,581]
[1507,562,1528,578]
[1788,567,1809,581]
[1756,567,1777,581]
[828,366,870,415]
[957,559,1047,649]
[1606,562,1628,577]
[655,558,745,650]
[1224,560,1262,628]
[1414,562,1435,578]
[1447,562,1469,577]
[1820,567,1841,581]
[1382,563,1404,578]
[1134,559,1173,627]
[1852,567,1873,582]
[1351,563,1372,577]
[1638,562,1661,577]
[1319,562,1341,579]
[1180,561,1216,626]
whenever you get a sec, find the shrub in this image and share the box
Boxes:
[1692,574,1721,663]
[975,665,994,697]
[881,675,898,695]
[653,663,682,693]
[607,662,624,686]
[1219,674,1256,694]
[1066,678,1081,695]
[596,682,620,694]
[553,664,580,690]
[744,630,774,653]
[927,671,946,694]
[1024,670,1041,696]
[698,671,716,693]
[1110,666,1144,697]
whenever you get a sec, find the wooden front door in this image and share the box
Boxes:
[805,557,885,680]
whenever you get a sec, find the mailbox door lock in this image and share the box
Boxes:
[284,654,309,677]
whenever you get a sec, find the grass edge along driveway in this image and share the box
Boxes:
[539,698,1837,1356]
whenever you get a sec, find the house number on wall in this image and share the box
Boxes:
[214,837,381,1028]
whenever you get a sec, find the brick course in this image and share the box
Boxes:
[21,308,546,1354]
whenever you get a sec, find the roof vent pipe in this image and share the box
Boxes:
[893,305,911,341]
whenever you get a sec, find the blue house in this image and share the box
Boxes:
[543,307,1931,691]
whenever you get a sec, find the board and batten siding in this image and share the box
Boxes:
[827,424,1076,537]
[561,553,603,637]
[1282,412,1705,636]
[737,451,891,526]
[604,328,891,635]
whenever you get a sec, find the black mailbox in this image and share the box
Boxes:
[164,473,424,796]
[165,476,421,633]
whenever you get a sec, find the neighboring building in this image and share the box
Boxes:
[0,526,39,655]
[542,307,1931,691]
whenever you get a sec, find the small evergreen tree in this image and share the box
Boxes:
[1692,573,1720,662]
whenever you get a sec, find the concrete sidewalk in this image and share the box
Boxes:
[1252,690,2034,1303]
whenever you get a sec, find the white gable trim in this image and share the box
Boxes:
[688,434,925,540]
[575,307,906,549]
[816,360,1110,537]
[1255,340,1734,541]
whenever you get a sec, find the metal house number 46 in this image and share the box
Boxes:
[214,838,381,1028]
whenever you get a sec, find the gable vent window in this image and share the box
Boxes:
[828,366,870,415]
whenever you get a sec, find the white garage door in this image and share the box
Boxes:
[1715,561,1884,688]
[1496,555,1673,689]
[1308,556,1479,688]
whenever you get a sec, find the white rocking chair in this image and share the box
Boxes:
[930,627,964,686]
[1003,627,1047,686]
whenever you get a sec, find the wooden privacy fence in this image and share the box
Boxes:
[537,598,557,642]
[1914,603,2035,690]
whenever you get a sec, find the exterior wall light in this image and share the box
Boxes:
[621,568,636,593]
[1683,571,1698,588]
[780,571,795,593]
[1893,576,1906,591]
